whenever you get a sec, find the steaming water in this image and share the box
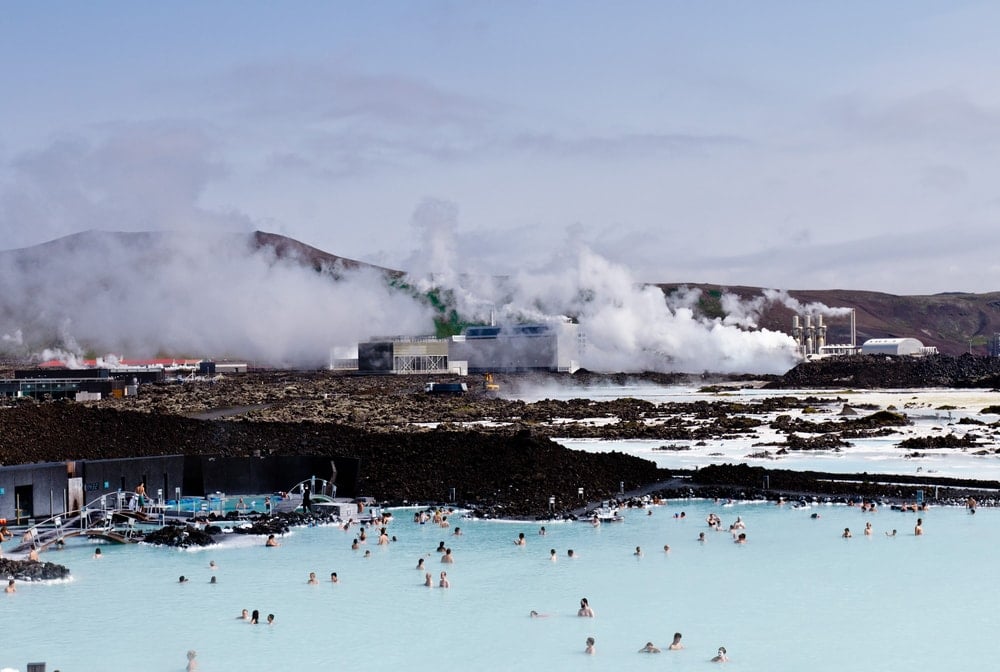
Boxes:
[3,501,996,672]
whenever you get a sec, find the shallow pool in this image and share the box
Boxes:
[2,500,994,671]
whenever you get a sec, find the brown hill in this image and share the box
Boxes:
[3,231,998,360]
[659,283,1000,357]
[249,231,403,279]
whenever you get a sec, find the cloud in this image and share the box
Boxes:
[214,62,492,129]
[510,130,749,158]
[827,89,1000,148]
[0,121,252,249]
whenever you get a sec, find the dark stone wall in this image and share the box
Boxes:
[0,403,664,517]
[82,455,185,505]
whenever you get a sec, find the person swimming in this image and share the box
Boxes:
[711,646,728,662]
[585,637,595,655]
[250,609,259,624]
[308,572,318,585]
[638,641,661,653]
[578,598,594,617]
[439,571,450,588]
[266,534,279,547]
[669,632,684,650]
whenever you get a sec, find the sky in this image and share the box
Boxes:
[3,1,1000,295]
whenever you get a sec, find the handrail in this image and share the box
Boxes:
[13,490,158,553]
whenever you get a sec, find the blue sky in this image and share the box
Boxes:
[3,1,1000,294]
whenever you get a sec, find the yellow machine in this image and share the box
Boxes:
[483,372,500,393]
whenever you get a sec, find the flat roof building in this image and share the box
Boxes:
[357,337,449,374]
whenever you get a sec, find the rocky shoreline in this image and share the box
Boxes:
[2,356,1000,517]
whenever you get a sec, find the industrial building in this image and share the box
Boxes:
[860,338,938,356]
[357,337,452,374]
[449,322,580,374]
[0,368,162,400]
[793,311,859,358]
[354,322,580,375]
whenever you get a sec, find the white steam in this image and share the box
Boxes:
[762,288,855,317]
[0,230,435,367]
[721,288,853,329]
[2,203,812,375]
[409,214,800,374]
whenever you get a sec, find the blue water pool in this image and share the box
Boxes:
[2,499,994,672]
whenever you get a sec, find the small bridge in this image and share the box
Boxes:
[9,491,157,555]
[273,477,337,514]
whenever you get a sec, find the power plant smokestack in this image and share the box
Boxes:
[791,307,857,358]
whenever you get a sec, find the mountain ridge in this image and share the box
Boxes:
[659,283,1000,356]
[1,230,997,360]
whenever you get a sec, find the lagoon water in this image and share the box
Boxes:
[5,384,1000,671]
[534,384,1000,480]
[3,500,998,671]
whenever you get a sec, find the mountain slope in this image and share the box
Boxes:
[2,231,997,365]
[660,283,1000,356]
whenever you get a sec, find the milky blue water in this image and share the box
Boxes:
[523,384,1000,480]
[3,500,997,672]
